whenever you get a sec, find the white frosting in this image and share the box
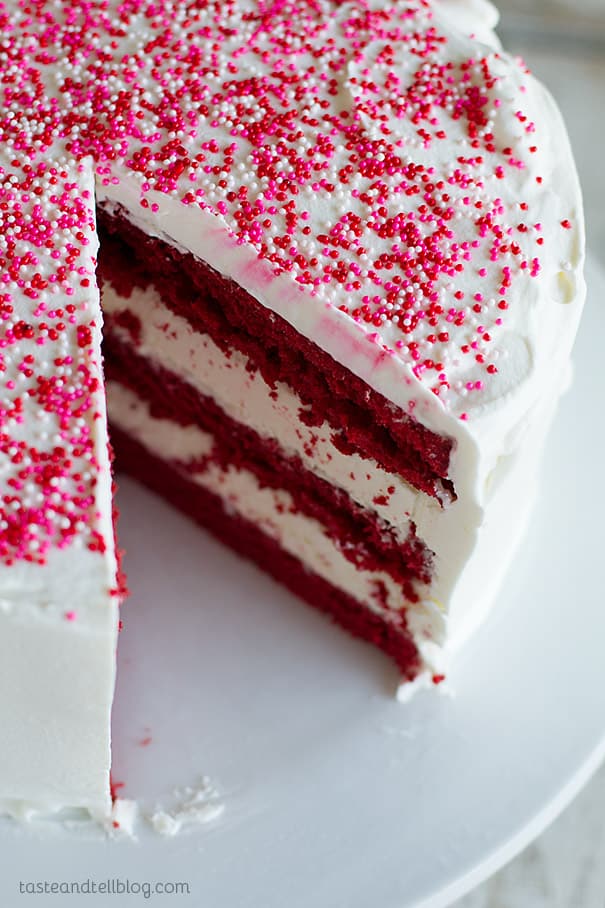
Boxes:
[433,0,500,46]
[147,778,225,837]
[0,550,117,818]
[107,798,139,838]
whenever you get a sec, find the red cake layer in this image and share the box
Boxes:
[109,425,422,679]
[97,207,455,504]
[104,331,434,597]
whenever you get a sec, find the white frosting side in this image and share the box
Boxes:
[0,550,117,818]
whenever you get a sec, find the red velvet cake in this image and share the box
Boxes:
[0,0,585,820]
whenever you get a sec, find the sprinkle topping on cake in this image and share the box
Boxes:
[1,1,578,408]
[0,162,106,564]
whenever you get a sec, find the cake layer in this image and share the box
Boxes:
[107,382,435,678]
[101,279,445,550]
[104,343,432,599]
[98,209,454,503]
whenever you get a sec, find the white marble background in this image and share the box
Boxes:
[455,3,605,905]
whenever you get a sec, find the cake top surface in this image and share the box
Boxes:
[0,0,584,566]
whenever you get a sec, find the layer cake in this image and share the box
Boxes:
[0,0,585,820]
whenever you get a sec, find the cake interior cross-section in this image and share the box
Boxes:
[0,0,585,822]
